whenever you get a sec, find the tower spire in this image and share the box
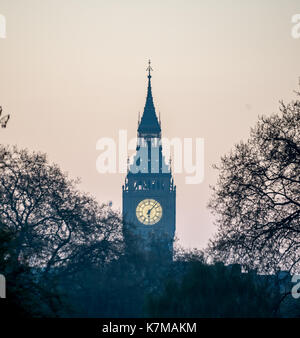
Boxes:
[137,60,161,138]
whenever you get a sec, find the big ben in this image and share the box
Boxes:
[122,61,176,259]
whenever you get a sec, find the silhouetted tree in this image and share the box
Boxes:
[0,146,122,273]
[0,146,123,316]
[0,224,66,317]
[208,89,300,274]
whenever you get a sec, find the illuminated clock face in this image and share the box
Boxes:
[136,199,163,225]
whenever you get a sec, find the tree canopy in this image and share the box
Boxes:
[208,91,300,274]
[0,146,122,273]
[0,146,123,316]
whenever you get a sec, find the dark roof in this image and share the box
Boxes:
[138,74,161,137]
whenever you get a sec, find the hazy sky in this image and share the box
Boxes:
[1,0,300,249]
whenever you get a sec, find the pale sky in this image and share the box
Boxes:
[0,0,300,249]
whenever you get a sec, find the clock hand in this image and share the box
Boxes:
[147,202,157,216]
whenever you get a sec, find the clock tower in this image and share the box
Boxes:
[122,61,176,260]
